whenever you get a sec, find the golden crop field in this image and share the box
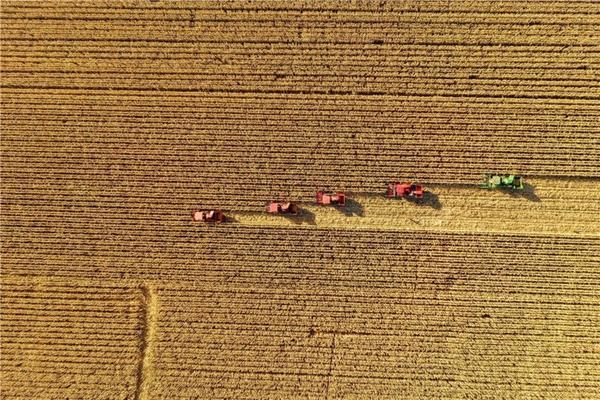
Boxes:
[1,1,599,399]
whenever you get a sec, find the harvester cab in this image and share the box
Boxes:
[316,191,346,206]
[387,182,425,199]
[266,201,299,215]
[192,209,225,223]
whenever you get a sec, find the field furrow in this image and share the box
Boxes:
[0,277,147,400]
[2,1,600,399]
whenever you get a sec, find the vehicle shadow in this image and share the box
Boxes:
[283,208,317,225]
[223,215,239,224]
[499,183,541,202]
[404,191,443,209]
[336,198,364,217]
[522,182,541,202]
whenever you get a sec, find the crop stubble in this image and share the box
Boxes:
[1,1,600,399]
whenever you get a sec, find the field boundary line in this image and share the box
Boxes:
[325,332,336,400]
[135,284,157,400]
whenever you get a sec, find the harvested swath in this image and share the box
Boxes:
[227,177,600,234]
[2,176,599,238]
[0,277,147,400]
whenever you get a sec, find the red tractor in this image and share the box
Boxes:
[192,209,225,223]
[266,201,299,215]
[387,182,424,199]
[316,191,346,206]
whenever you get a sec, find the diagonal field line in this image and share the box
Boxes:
[325,332,336,400]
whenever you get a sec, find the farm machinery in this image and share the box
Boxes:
[480,174,524,190]
[316,191,346,206]
[266,201,299,215]
[190,173,531,224]
[387,182,424,199]
[192,209,225,223]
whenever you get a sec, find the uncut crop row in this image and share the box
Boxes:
[3,1,600,210]
[3,90,599,210]
[149,277,600,399]
[3,221,599,286]
[149,227,599,398]
[3,225,599,398]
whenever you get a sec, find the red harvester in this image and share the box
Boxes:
[192,209,225,223]
[316,191,346,206]
[266,201,299,215]
[387,182,424,199]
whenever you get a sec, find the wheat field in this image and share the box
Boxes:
[1,1,599,399]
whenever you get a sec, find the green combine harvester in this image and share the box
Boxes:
[480,174,524,190]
